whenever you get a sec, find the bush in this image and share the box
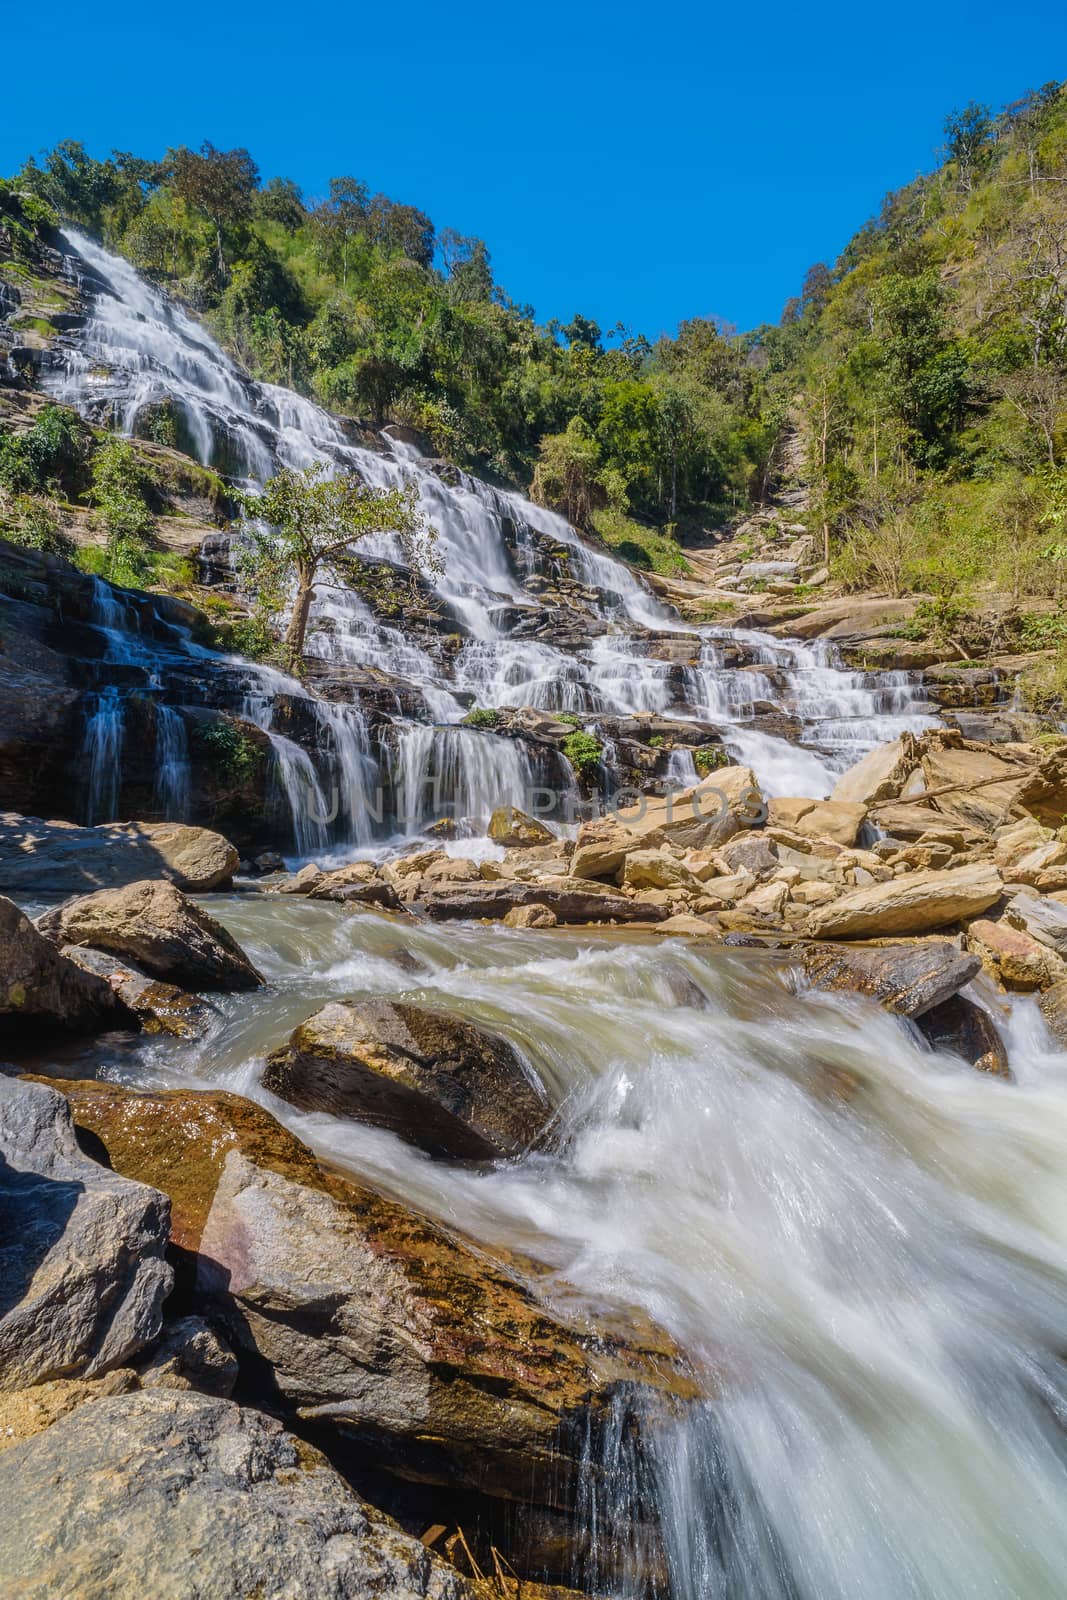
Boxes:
[90,437,156,539]
[192,720,262,786]
[203,610,281,663]
[693,745,729,776]
[0,491,72,555]
[463,706,502,730]
[562,729,604,783]
[0,405,88,495]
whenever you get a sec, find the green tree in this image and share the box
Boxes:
[240,463,437,670]
[170,142,259,277]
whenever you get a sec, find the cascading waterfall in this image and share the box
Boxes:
[393,723,537,834]
[46,228,952,852]
[152,703,191,821]
[81,686,125,823]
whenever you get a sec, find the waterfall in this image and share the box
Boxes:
[81,687,125,824]
[153,704,191,821]
[394,724,537,835]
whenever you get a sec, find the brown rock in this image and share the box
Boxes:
[0,814,239,895]
[1014,745,1067,828]
[798,940,981,1016]
[503,903,558,928]
[916,995,1011,1077]
[488,806,555,847]
[263,999,552,1161]
[766,797,867,847]
[966,918,1067,992]
[36,880,262,992]
[416,881,664,924]
[1038,980,1067,1047]
[61,945,214,1036]
[806,864,1003,940]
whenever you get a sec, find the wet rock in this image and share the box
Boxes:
[1038,980,1067,1047]
[0,1079,172,1389]
[36,880,263,992]
[61,945,214,1036]
[488,806,555,847]
[263,999,552,1161]
[916,995,1011,1077]
[503,903,558,928]
[0,814,239,895]
[799,941,981,1016]
[0,1389,476,1600]
[0,895,123,1037]
[966,918,1067,991]
[55,1083,695,1507]
[806,864,1004,939]
[137,1316,238,1398]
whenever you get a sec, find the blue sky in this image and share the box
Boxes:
[2,1,1064,338]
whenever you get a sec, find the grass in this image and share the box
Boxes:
[592,508,691,577]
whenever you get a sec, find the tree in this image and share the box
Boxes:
[944,102,993,193]
[170,142,259,277]
[530,416,604,528]
[240,463,437,670]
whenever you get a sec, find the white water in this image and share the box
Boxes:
[81,686,124,823]
[153,704,190,821]
[89,896,1067,1599]
[47,228,948,846]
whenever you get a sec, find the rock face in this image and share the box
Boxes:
[1014,745,1067,828]
[0,814,239,894]
[916,995,1011,1077]
[416,880,664,924]
[0,895,123,1037]
[36,880,262,992]
[488,805,555,848]
[56,1083,694,1506]
[799,941,981,1016]
[263,999,552,1160]
[0,1389,475,1600]
[1039,980,1067,1047]
[806,864,1003,939]
[61,944,214,1036]
[0,1080,172,1389]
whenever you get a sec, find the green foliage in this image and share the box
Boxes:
[693,745,729,776]
[0,491,72,555]
[90,437,156,538]
[462,706,503,729]
[191,720,262,787]
[562,729,604,783]
[592,508,691,576]
[0,405,88,495]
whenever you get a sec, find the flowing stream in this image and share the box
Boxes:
[51,894,1067,1599]
[31,231,1067,1596]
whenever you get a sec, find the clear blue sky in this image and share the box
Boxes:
[2,1,1064,338]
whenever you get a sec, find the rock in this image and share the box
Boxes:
[0,814,239,895]
[488,806,555,848]
[918,745,1029,832]
[0,896,123,1037]
[0,1079,172,1390]
[806,864,1004,939]
[831,737,918,806]
[55,1083,694,1506]
[416,881,665,924]
[138,1316,238,1398]
[721,833,779,879]
[766,797,867,847]
[1038,980,1067,1047]
[798,941,981,1016]
[735,880,789,918]
[966,918,1067,991]
[0,1368,140,1454]
[653,913,719,936]
[622,849,706,894]
[263,999,552,1161]
[1003,893,1067,959]
[36,880,263,992]
[503,903,558,928]
[0,1389,476,1599]
[916,995,1011,1077]
[1013,745,1067,828]
[61,945,213,1037]
[1009,840,1067,891]
[572,767,764,881]
[275,862,326,895]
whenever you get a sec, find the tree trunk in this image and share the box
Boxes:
[285,567,315,673]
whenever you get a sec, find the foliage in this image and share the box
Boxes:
[462,706,503,729]
[592,508,691,575]
[693,745,729,775]
[562,729,604,783]
[238,461,436,669]
[0,490,72,555]
[191,719,263,787]
[90,437,156,538]
[0,405,88,495]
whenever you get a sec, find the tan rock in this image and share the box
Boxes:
[736,881,789,918]
[806,864,1004,940]
[920,746,1029,832]
[1014,745,1067,828]
[653,913,719,936]
[503,903,559,928]
[488,806,555,848]
[1039,980,1067,1046]
[790,881,838,907]
[0,815,240,896]
[622,850,706,894]
[767,797,868,847]
[831,737,918,806]
[966,918,1067,991]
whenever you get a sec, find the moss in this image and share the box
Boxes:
[462,707,503,730]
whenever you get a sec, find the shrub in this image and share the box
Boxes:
[562,729,604,783]
[693,745,729,776]
[0,405,87,495]
[0,491,72,555]
[192,720,262,786]
[90,437,156,539]
[463,706,503,730]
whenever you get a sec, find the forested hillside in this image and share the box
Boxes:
[2,79,1067,645]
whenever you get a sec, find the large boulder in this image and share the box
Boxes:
[806,864,1003,940]
[966,918,1067,992]
[1013,744,1067,828]
[571,767,764,881]
[798,941,981,1016]
[919,744,1029,833]
[831,736,918,806]
[916,995,1011,1077]
[622,849,706,894]
[54,1083,695,1507]
[0,1079,172,1390]
[0,896,123,1037]
[766,797,867,847]
[0,814,239,895]
[0,1389,475,1600]
[1003,893,1067,960]
[36,880,262,992]
[263,999,552,1160]
[488,805,555,848]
